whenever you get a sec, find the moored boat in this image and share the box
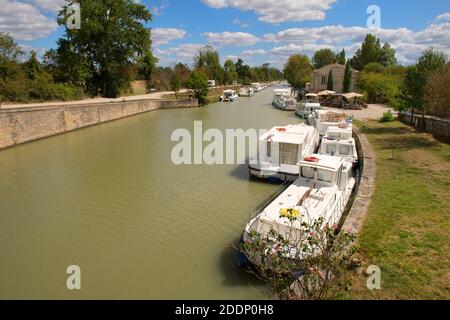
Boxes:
[220,89,239,102]
[249,124,320,181]
[296,93,321,118]
[319,125,358,164]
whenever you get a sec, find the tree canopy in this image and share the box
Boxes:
[283,54,313,91]
[312,49,335,69]
[351,34,397,70]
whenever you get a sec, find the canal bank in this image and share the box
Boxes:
[0,98,198,150]
[0,87,300,299]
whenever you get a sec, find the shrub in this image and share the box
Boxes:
[380,110,395,122]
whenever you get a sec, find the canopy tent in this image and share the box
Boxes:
[317,90,336,96]
[341,92,364,100]
[305,93,318,97]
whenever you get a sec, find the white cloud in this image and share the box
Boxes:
[202,31,259,46]
[0,0,57,40]
[152,28,187,46]
[436,13,450,22]
[31,0,65,13]
[155,43,205,65]
[241,49,266,56]
[201,0,338,23]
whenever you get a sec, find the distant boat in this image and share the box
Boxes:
[220,89,239,102]
[239,87,254,97]
[249,124,320,181]
[296,93,321,118]
[251,83,263,92]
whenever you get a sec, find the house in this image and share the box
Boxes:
[310,63,359,93]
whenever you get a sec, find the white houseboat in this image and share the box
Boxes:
[296,93,321,118]
[220,89,239,102]
[251,83,263,92]
[249,124,320,181]
[307,110,353,136]
[272,88,290,106]
[239,87,254,97]
[243,154,357,265]
[319,125,358,164]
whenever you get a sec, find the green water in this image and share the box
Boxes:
[0,87,301,299]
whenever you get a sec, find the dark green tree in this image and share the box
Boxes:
[194,46,224,84]
[379,43,397,67]
[235,58,250,83]
[336,49,346,65]
[312,48,336,69]
[327,69,334,91]
[187,71,209,104]
[283,54,313,91]
[55,0,154,98]
[170,75,181,98]
[343,60,352,93]
[351,34,382,70]
[224,59,238,84]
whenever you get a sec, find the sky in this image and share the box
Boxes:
[1,0,450,69]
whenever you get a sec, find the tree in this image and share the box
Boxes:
[187,71,209,104]
[138,50,157,81]
[283,54,313,91]
[400,49,447,122]
[174,63,191,87]
[336,49,346,65]
[224,59,238,84]
[235,58,250,83]
[343,60,352,93]
[379,43,397,67]
[351,34,382,70]
[327,70,334,91]
[425,63,450,119]
[55,0,154,98]
[312,49,336,69]
[170,75,181,98]
[194,45,224,84]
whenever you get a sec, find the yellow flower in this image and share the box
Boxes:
[279,208,301,219]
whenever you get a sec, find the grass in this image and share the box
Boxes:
[348,120,450,299]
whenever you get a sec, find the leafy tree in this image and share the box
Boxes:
[362,62,385,74]
[283,54,313,91]
[224,59,238,84]
[425,63,450,119]
[235,58,250,83]
[400,49,447,121]
[327,69,334,90]
[55,0,154,98]
[138,50,158,81]
[174,63,191,87]
[343,60,352,93]
[194,45,224,84]
[336,49,346,65]
[379,43,397,67]
[351,34,382,70]
[170,75,181,98]
[187,71,209,104]
[312,49,336,69]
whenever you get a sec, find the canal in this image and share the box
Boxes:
[0,87,302,299]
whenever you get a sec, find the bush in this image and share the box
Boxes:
[380,110,395,122]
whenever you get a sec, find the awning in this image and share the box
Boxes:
[317,90,336,96]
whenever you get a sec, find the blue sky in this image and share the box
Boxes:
[2,0,450,68]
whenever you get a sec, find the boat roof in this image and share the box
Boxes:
[261,124,316,145]
[223,89,236,93]
[298,154,345,172]
[305,93,318,97]
[259,178,338,226]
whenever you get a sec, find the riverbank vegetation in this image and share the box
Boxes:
[348,120,450,299]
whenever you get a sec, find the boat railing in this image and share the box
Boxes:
[248,180,292,220]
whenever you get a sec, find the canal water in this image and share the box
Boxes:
[0,87,302,299]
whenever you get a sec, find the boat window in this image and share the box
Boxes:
[340,145,351,155]
[267,141,271,158]
[301,167,315,179]
[326,144,337,155]
[317,170,333,183]
[280,143,299,165]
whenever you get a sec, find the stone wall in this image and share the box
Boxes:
[341,127,377,235]
[398,113,450,141]
[0,98,197,150]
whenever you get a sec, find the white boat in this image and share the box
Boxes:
[251,83,263,92]
[208,80,216,87]
[220,89,239,102]
[307,110,353,136]
[243,154,357,265]
[296,93,321,118]
[280,97,297,111]
[319,125,358,164]
[249,124,320,181]
[272,89,290,106]
[239,87,254,97]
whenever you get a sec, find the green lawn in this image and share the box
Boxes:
[349,120,450,299]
